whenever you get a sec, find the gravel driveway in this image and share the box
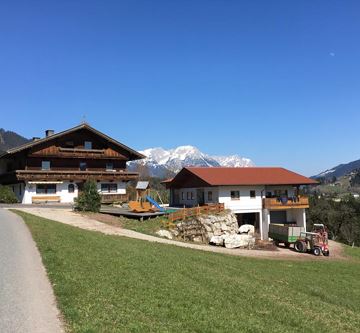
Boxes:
[13,207,345,261]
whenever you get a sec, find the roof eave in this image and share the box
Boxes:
[2,123,145,160]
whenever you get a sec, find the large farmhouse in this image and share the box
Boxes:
[0,124,144,204]
[163,167,318,240]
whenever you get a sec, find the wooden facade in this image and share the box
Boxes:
[0,124,144,203]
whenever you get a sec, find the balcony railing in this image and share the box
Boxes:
[263,196,309,210]
[14,170,139,181]
[101,193,129,204]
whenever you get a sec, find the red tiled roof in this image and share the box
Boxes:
[170,167,318,186]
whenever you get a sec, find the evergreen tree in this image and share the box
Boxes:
[74,179,101,212]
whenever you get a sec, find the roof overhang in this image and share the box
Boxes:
[164,167,319,188]
[0,123,145,161]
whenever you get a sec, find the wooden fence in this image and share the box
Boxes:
[168,203,225,222]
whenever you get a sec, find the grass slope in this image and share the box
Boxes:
[14,211,360,333]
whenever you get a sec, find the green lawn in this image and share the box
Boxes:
[119,216,167,235]
[13,210,360,333]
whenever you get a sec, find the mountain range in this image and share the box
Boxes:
[127,145,254,178]
[2,127,359,181]
[313,159,360,180]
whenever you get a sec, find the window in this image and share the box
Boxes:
[84,141,92,150]
[101,183,117,193]
[106,162,114,171]
[68,184,75,193]
[208,191,213,201]
[191,192,194,200]
[230,191,240,200]
[187,192,191,200]
[181,192,184,200]
[36,184,56,194]
[250,190,256,198]
[41,161,50,170]
[79,162,87,171]
[65,141,74,148]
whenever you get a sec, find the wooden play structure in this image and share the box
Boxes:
[129,181,165,213]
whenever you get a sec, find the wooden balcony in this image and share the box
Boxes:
[263,196,309,210]
[13,170,139,182]
[101,193,129,204]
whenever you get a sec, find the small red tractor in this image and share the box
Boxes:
[294,224,330,256]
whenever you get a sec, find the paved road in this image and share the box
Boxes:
[0,209,63,333]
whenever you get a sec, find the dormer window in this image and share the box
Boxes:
[84,141,92,150]
[41,161,51,170]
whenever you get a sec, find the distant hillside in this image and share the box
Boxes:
[313,158,360,180]
[0,129,29,154]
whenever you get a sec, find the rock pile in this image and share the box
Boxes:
[156,211,256,249]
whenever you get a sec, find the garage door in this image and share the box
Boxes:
[270,211,287,223]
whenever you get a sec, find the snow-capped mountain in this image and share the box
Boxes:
[212,155,254,168]
[128,145,254,178]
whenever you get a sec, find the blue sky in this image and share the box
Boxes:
[1,0,359,176]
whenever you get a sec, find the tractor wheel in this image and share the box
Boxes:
[274,240,280,247]
[313,247,321,256]
[294,240,306,253]
[285,242,290,248]
[323,250,330,257]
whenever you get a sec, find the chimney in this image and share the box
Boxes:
[32,137,40,141]
[45,130,54,137]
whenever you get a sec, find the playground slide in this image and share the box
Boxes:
[146,195,165,212]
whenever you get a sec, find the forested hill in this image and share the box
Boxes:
[0,129,29,154]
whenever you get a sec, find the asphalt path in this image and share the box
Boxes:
[0,208,63,333]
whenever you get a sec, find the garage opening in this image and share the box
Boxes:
[235,212,260,236]
[269,210,288,224]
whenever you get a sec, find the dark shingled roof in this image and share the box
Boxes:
[0,123,145,160]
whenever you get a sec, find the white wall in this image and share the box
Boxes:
[218,185,264,213]
[287,208,306,229]
[58,182,78,203]
[204,187,219,204]
[22,181,127,204]
[23,182,36,204]
[177,188,197,206]
[23,181,78,204]
[176,187,220,206]
[262,209,270,240]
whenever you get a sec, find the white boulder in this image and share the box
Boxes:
[156,230,173,240]
[210,235,225,246]
[224,234,255,249]
[238,224,255,235]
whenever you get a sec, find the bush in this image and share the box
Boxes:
[308,195,360,246]
[0,185,18,203]
[74,180,101,212]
